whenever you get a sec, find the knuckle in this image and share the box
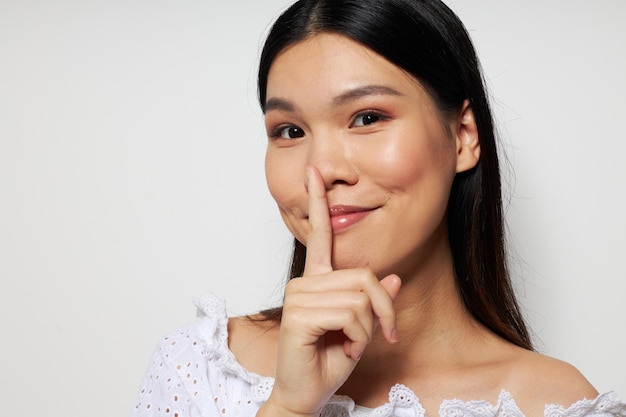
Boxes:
[349,292,371,311]
[287,306,304,321]
[337,308,355,323]
[282,292,304,310]
[284,278,302,295]
[343,309,360,328]
[282,306,306,327]
[355,268,376,283]
[282,296,295,310]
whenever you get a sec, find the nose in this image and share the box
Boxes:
[306,131,358,190]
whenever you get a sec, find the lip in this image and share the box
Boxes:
[328,205,376,234]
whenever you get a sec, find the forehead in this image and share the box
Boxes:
[266,33,423,102]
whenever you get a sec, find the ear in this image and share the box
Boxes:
[454,100,480,173]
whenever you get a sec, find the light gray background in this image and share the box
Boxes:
[1,1,624,416]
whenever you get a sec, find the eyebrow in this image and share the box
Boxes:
[263,97,294,114]
[332,84,403,107]
[263,84,404,114]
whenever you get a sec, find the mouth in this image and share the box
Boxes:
[328,205,377,234]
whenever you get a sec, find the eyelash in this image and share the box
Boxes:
[351,110,389,128]
[268,110,389,140]
[268,125,304,140]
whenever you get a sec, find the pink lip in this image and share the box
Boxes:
[328,205,376,234]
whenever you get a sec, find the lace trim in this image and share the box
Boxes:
[545,391,625,417]
[440,390,522,417]
[329,387,624,417]
[192,294,275,401]
[191,294,625,417]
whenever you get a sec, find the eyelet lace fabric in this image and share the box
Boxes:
[130,294,626,417]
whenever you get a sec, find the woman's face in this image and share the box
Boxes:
[264,33,478,277]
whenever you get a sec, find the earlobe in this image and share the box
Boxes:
[455,100,481,173]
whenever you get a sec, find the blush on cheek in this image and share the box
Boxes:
[374,145,427,187]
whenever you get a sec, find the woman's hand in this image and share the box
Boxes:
[258,166,402,417]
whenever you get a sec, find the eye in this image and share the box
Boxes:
[352,111,386,128]
[271,125,305,139]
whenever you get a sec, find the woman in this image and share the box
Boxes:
[131,1,625,416]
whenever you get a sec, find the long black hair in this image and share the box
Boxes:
[257,0,532,351]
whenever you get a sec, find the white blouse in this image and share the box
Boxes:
[130,294,626,417]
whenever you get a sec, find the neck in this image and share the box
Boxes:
[336,260,504,408]
[335,225,514,408]
[358,237,495,376]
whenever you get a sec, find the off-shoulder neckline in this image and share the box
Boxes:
[191,294,622,417]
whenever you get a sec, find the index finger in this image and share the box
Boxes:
[303,165,333,276]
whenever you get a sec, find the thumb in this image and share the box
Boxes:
[380,274,402,301]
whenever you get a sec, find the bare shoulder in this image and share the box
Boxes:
[227,315,279,377]
[507,348,598,415]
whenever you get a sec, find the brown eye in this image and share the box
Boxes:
[278,125,305,139]
[353,111,384,127]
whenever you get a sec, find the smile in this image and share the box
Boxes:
[328,205,376,234]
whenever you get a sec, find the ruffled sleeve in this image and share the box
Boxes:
[545,391,626,417]
[129,320,219,417]
[130,294,273,417]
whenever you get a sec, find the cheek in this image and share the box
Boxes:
[370,125,458,202]
[377,145,423,185]
[265,151,306,235]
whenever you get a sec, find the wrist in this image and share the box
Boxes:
[256,400,319,417]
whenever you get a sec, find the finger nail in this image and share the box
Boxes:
[390,328,398,344]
